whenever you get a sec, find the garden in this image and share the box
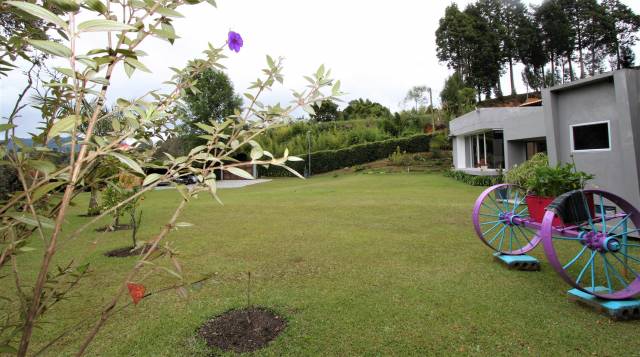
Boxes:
[2,0,640,355]
[5,173,640,356]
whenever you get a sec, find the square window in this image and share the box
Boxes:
[571,122,610,151]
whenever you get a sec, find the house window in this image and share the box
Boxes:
[571,121,611,152]
[469,130,504,169]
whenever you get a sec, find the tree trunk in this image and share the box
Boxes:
[550,54,556,86]
[87,187,100,216]
[567,55,574,81]
[578,47,585,78]
[509,58,516,96]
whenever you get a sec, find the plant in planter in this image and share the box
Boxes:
[524,163,595,223]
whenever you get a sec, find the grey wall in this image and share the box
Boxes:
[449,107,544,169]
[543,70,640,208]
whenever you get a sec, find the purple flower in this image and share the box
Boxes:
[228,31,243,53]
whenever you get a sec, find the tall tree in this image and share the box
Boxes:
[440,73,476,116]
[310,100,339,122]
[517,7,547,89]
[465,4,502,100]
[602,0,640,69]
[534,0,575,86]
[342,99,391,120]
[436,4,474,78]
[181,69,242,133]
[404,86,428,111]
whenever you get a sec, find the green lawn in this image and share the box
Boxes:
[16,173,640,356]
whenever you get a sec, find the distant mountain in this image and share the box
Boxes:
[2,137,79,153]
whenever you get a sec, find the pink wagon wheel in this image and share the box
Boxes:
[540,190,640,300]
[472,184,541,255]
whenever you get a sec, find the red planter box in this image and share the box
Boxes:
[525,194,595,227]
[525,195,560,225]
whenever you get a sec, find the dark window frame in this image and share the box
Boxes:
[570,121,611,152]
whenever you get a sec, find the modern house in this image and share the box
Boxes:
[450,68,640,208]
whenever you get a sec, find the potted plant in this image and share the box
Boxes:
[524,163,595,224]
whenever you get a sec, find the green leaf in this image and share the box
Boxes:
[0,345,17,353]
[28,40,72,58]
[32,181,66,201]
[83,0,107,14]
[0,123,16,131]
[48,115,78,138]
[54,67,76,78]
[124,57,151,73]
[143,173,162,186]
[27,160,56,175]
[50,0,80,11]
[175,222,193,227]
[226,167,254,180]
[6,1,67,28]
[250,146,263,161]
[155,7,184,17]
[123,62,135,78]
[77,19,136,32]
[18,246,37,252]
[108,152,145,175]
[7,212,55,229]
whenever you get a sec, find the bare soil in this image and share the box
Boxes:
[198,307,286,353]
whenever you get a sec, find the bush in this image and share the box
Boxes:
[504,153,548,187]
[260,134,431,176]
[527,163,593,197]
[0,165,20,201]
[444,169,504,186]
[388,146,413,166]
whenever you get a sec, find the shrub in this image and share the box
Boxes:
[504,153,548,187]
[444,169,504,186]
[0,165,20,201]
[526,163,593,197]
[388,146,413,166]
[260,134,431,176]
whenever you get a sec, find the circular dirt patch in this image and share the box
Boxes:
[95,224,132,232]
[104,244,154,258]
[198,307,286,353]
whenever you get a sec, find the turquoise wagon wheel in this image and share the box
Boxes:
[472,184,540,255]
[540,190,640,300]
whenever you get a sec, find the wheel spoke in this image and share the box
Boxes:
[481,220,503,225]
[515,225,533,247]
[601,253,628,288]
[600,253,613,293]
[610,252,640,278]
[581,192,597,232]
[488,225,508,246]
[607,213,631,235]
[552,236,582,241]
[563,245,588,270]
[482,221,503,237]
[599,195,607,234]
[482,202,502,216]
[575,251,597,286]
[609,228,640,239]
[510,226,523,250]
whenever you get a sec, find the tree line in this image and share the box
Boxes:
[436,0,640,101]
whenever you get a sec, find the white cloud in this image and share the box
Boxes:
[2,0,639,137]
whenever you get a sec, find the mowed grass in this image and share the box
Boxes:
[13,173,640,356]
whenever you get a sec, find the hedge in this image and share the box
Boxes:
[259,134,431,177]
[443,169,504,186]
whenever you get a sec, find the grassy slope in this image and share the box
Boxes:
[16,173,639,356]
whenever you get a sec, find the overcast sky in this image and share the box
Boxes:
[2,0,639,137]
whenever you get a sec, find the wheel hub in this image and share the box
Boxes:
[580,231,621,252]
[499,212,521,226]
